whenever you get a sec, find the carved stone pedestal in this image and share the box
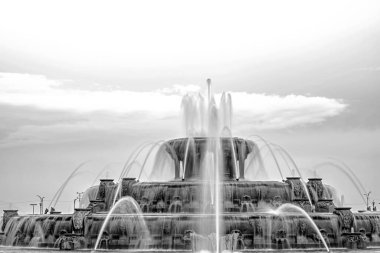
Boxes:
[334,207,354,233]
[342,232,368,249]
[307,178,337,213]
[121,177,137,197]
[315,199,335,213]
[293,199,313,212]
[2,210,18,231]
[88,200,106,213]
[273,230,290,249]
[96,179,115,200]
[56,232,87,250]
[286,177,309,200]
[307,178,325,203]
[72,208,91,234]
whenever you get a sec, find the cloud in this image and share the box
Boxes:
[231,92,347,130]
[0,72,347,135]
[0,72,180,115]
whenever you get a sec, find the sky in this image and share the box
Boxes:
[0,0,380,213]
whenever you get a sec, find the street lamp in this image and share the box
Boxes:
[36,195,45,214]
[364,191,371,211]
[30,203,37,214]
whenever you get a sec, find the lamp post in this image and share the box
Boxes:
[30,203,37,215]
[364,192,371,211]
[36,195,45,214]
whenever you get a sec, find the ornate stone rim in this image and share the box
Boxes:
[89,200,105,203]
[293,198,312,201]
[286,177,301,180]
[122,177,136,180]
[307,178,322,181]
[335,207,352,211]
[74,208,92,212]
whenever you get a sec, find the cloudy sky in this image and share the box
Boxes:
[0,0,380,213]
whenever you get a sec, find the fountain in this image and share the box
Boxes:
[1,79,379,251]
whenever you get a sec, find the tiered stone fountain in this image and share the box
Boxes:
[1,80,378,251]
[1,137,379,251]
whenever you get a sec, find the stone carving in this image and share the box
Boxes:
[315,199,335,213]
[293,184,302,198]
[248,218,264,236]
[298,221,307,235]
[140,196,151,213]
[97,231,111,249]
[273,229,290,249]
[274,229,286,239]
[293,199,312,212]
[334,207,354,233]
[55,231,87,250]
[121,178,137,197]
[307,178,325,202]
[88,200,106,213]
[72,208,91,233]
[286,177,306,200]
[156,199,166,213]
[240,195,254,212]
[222,230,245,251]
[168,196,182,213]
[369,216,380,234]
[97,185,106,200]
[96,179,115,201]
[342,232,368,249]
[343,214,353,229]
[272,196,282,208]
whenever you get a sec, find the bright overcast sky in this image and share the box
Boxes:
[0,0,380,213]
[1,0,380,89]
[2,0,377,65]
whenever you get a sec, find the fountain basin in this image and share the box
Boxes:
[3,211,380,250]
